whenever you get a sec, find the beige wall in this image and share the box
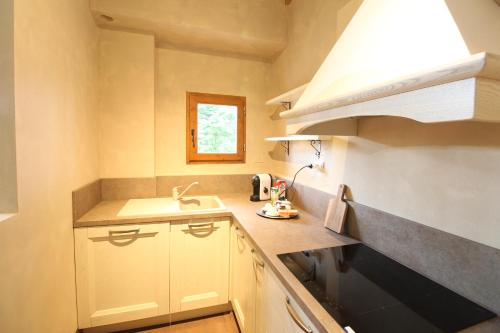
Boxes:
[270,0,356,194]
[0,0,100,332]
[155,48,275,175]
[344,118,500,250]
[98,34,274,177]
[98,30,155,178]
[0,0,17,214]
[270,0,351,93]
[270,0,500,250]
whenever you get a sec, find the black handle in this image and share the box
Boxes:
[191,129,195,148]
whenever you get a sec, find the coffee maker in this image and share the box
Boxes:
[250,174,272,201]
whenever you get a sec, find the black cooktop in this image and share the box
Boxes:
[278,243,496,333]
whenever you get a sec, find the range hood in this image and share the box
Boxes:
[281,0,500,135]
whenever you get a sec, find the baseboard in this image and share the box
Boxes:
[81,303,232,333]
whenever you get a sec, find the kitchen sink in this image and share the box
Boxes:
[117,196,226,217]
[177,196,224,211]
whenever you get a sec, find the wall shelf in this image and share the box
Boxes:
[265,135,332,142]
[265,84,358,136]
[265,83,309,110]
[265,135,331,157]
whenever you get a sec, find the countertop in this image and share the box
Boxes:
[74,193,499,333]
[75,198,233,227]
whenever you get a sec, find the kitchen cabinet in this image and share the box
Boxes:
[253,246,265,333]
[170,218,230,313]
[262,265,319,333]
[74,223,170,328]
[230,224,266,333]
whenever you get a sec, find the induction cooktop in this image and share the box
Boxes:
[278,243,496,333]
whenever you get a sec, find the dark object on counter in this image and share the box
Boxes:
[278,243,496,333]
[250,173,272,201]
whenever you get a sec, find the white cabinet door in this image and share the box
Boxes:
[74,223,169,328]
[262,266,319,333]
[170,218,230,313]
[230,224,266,333]
[231,225,256,333]
[253,248,266,333]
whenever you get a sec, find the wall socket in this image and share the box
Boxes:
[311,157,325,170]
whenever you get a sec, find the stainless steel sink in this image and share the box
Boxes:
[117,196,226,217]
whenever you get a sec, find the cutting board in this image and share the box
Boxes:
[324,184,348,234]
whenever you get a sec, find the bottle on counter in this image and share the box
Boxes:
[275,179,287,201]
[270,186,279,205]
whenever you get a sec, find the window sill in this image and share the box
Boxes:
[187,160,245,164]
[0,213,17,223]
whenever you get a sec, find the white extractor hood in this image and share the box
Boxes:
[281,0,500,135]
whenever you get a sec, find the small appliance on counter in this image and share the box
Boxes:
[250,173,272,201]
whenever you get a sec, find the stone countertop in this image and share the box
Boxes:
[73,193,498,333]
[74,198,233,227]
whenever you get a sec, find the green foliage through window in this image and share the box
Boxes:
[197,103,238,154]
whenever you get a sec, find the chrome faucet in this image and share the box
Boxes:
[172,182,199,200]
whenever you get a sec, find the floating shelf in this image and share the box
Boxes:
[265,83,309,109]
[265,135,331,157]
[265,135,332,142]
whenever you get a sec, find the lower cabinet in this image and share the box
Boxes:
[75,218,317,332]
[170,218,230,312]
[74,223,170,328]
[230,224,264,333]
[74,218,230,329]
[261,265,319,333]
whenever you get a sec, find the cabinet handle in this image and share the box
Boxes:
[285,297,313,333]
[251,249,265,268]
[109,229,140,235]
[188,222,213,228]
[184,222,218,234]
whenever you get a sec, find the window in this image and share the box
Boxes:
[186,92,246,163]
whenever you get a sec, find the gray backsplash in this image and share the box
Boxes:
[346,201,500,315]
[101,177,157,200]
[156,174,253,196]
[72,179,101,221]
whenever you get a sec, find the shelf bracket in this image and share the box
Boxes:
[310,140,322,158]
[280,141,290,156]
[281,101,292,111]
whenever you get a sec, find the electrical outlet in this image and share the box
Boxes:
[311,158,325,170]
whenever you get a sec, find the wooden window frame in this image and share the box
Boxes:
[186,92,246,164]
